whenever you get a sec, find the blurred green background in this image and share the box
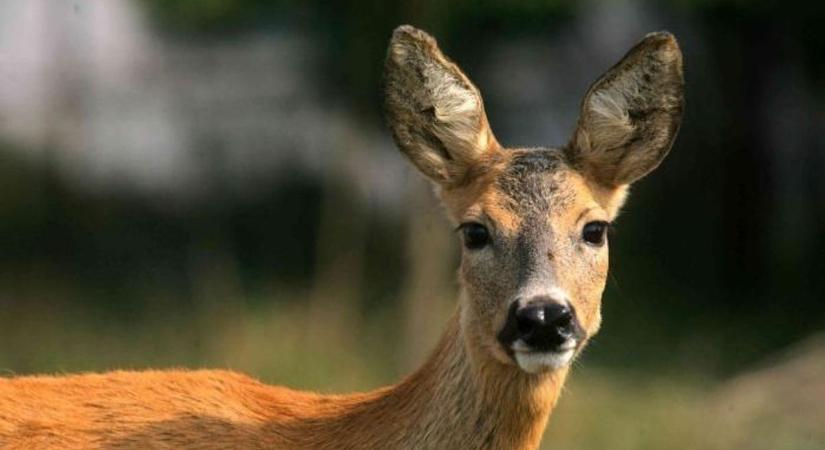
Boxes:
[0,0,823,448]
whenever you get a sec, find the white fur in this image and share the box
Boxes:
[514,349,575,374]
[585,68,645,152]
[427,64,487,159]
[512,336,577,373]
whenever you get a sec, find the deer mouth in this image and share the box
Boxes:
[509,338,579,373]
[514,349,576,373]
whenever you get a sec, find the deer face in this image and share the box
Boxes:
[384,26,683,374]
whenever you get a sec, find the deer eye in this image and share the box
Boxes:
[460,223,490,250]
[582,221,609,246]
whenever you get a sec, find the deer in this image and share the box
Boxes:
[0,25,683,450]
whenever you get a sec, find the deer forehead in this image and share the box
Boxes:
[442,149,619,236]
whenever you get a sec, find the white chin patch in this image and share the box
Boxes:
[514,349,575,373]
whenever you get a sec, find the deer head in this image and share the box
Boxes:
[384,25,683,374]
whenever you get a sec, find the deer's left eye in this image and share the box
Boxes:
[582,221,609,246]
[460,223,490,250]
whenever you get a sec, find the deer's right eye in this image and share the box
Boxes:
[460,223,490,250]
[582,221,609,246]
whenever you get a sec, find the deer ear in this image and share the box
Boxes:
[567,32,684,187]
[384,25,498,185]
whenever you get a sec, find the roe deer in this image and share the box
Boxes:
[0,25,684,450]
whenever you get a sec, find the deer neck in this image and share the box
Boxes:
[303,304,569,450]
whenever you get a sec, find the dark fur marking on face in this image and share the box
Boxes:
[514,217,550,284]
[507,149,566,173]
[497,148,568,217]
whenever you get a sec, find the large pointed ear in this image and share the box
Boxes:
[567,32,684,187]
[383,25,499,185]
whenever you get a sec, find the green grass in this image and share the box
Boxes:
[1,300,822,449]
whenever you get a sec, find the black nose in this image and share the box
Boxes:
[513,299,578,351]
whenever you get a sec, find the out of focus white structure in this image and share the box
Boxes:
[0,0,670,208]
[0,0,391,203]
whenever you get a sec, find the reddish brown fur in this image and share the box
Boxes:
[1,315,563,450]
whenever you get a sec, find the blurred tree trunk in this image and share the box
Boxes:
[187,221,244,362]
[306,126,368,349]
[399,179,456,371]
[708,14,775,308]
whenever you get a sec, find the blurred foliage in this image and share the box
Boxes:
[0,0,822,398]
[140,0,297,33]
[4,0,815,373]
[1,0,824,447]
[140,0,575,116]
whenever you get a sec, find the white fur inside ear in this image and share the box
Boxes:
[427,64,487,161]
[433,76,478,119]
[384,27,493,182]
[585,68,646,152]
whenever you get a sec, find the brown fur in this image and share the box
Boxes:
[0,315,561,450]
[0,26,684,450]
